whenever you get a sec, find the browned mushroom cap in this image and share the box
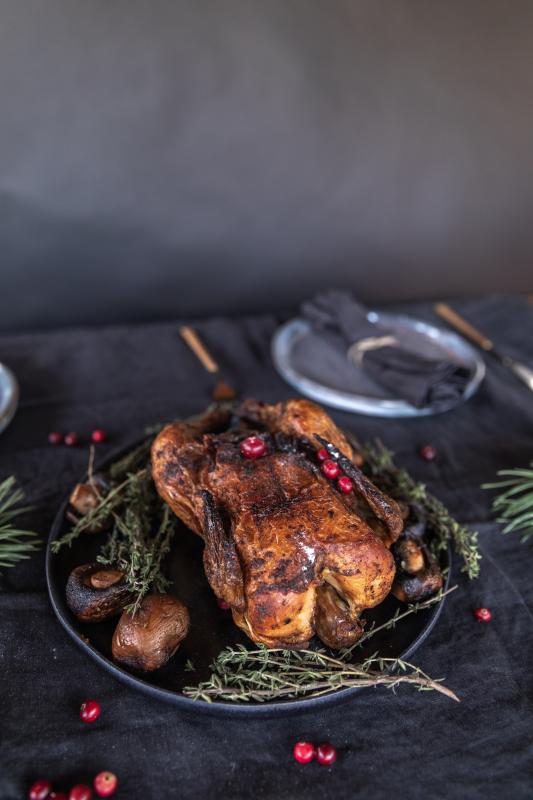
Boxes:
[395,537,426,575]
[391,538,444,603]
[68,475,112,532]
[66,562,133,622]
[112,594,190,672]
[69,483,102,516]
[392,563,444,603]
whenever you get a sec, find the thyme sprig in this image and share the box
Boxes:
[183,648,458,703]
[50,472,138,552]
[359,439,480,579]
[340,584,457,657]
[108,434,157,481]
[0,476,40,570]
[99,502,176,615]
[483,462,533,543]
[52,430,176,611]
[184,585,457,703]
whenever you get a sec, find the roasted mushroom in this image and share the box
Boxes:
[67,476,111,532]
[391,536,443,603]
[112,593,190,672]
[66,562,133,622]
[69,482,101,516]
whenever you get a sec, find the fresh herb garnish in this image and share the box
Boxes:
[184,650,458,703]
[0,476,40,570]
[359,439,481,579]
[483,462,533,543]
[52,431,176,612]
[184,587,458,703]
[340,584,456,656]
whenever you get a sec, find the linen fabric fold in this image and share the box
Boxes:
[301,290,469,408]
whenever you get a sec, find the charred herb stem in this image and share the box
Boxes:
[183,648,459,703]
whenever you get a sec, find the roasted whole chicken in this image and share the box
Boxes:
[152,399,441,650]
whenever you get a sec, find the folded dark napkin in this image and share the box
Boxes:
[301,290,470,408]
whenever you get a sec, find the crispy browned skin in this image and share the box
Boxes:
[152,399,403,649]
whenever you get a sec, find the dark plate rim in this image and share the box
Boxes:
[46,437,451,718]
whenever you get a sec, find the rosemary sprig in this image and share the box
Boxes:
[360,440,480,579]
[184,585,458,703]
[483,462,533,543]
[0,476,40,570]
[183,647,458,703]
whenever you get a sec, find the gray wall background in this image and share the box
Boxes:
[1,0,533,331]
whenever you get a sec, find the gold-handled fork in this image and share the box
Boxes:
[434,303,533,392]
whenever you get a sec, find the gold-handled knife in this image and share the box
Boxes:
[434,303,533,391]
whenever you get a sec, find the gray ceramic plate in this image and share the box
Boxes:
[0,362,19,434]
[272,312,485,418]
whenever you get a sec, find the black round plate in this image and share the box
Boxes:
[46,439,451,717]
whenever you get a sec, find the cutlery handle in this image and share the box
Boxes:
[434,303,493,351]
[505,357,533,391]
[179,326,219,373]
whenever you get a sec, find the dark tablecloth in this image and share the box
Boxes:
[1,296,533,800]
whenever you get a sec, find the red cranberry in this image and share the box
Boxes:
[337,476,353,493]
[474,607,492,623]
[91,429,107,444]
[29,781,52,800]
[316,448,329,462]
[80,699,101,723]
[419,444,437,462]
[69,787,92,800]
[64,432,79,447]
[317,742,337,765]
[48,431,63,445]
[93,772,118,798]
[293,741,316,764]
[321,459,340,480]
[217,597,231,610]
[240,436,266,459]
